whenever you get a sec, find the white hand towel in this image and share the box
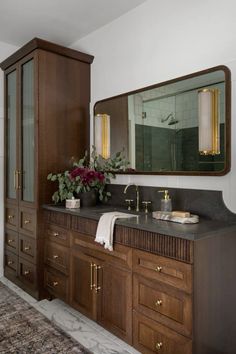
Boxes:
[95,211,137,251]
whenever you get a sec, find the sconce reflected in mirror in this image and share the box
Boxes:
[94,113,110,159]
[198,88,220,155]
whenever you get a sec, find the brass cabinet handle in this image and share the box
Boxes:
[156,342,163,350]
[155,266,162,272]
[53,255,59,260]
[8,215,14,220]
[24,219,31,225]
[155,299,163,306]
[24,245,30,251]
[52,281,58,287]
[95,265,101,293]
[14,170,17,190]
[7,260,13,265]
[53,232,59,237]
[90,263,95,290]
[17,170,21,190]
[8,239,14,244]
[24,270,30,275]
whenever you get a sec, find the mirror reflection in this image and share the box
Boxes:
[94,66,230,175]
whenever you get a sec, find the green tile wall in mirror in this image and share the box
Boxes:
[94,66,231,175]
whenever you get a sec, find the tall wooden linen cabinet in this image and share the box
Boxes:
[0,38,94,298]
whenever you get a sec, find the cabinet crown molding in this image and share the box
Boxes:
[0,37,94,70]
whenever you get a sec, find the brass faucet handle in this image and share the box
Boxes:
[125,199,134,211]
[142,201,152,213]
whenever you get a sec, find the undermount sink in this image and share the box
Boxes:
[89,206,141,216]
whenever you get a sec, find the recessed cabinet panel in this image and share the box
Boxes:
[21,59,35,203]
[6,70,17,200]
[5,230,18,254]
[5,206,18,230]
[70,250,97,320]
[133,311,192,354]
[97,263,132,343]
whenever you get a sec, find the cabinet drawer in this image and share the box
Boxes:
[133,274,192,336]
[5,230,18,254]
[133,311,192,354]
[133,249,192,293]
[18,257,37,288]
[5,251,18,273]
[19,234,36,263]
[5,206,18,230]
[19,208,36,236]
[44,267,69,301]
[45,241,69,274]
[45,224,70,247]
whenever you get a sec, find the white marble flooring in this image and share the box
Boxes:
[0,277,140,354]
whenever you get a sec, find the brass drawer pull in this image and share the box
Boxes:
[53,254,59,260]
[24,270,30,275]
[53,232,59,237]
[155,266,162,272]
[8,215,14,220]
[24,246,31,251]
[8,239,14,244]
[156,342,163,350]
[7,260,13,265]
[95,265,101,293]
[24,219,31,225]
[52,281,58,287]
[90,263,95,290]
[155,299,163,306]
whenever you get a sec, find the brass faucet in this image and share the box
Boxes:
[124,183,140,212]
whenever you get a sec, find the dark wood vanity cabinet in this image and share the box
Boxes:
[1,38,93,298]
[43,208,236,354]
[70,232,133,343]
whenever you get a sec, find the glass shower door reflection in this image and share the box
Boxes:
[21,59,35,203]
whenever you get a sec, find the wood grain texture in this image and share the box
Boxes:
[3,39,92,299]
[193,230,236,354]
[133,311,192,354]
[97,262,132,344]
[0,37,94,70]
[133,274,192,337]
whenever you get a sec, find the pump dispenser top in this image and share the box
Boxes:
[158,190,172,212]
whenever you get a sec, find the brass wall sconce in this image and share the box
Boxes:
[198,88,220,155]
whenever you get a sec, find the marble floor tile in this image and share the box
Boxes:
[0,277,140,354]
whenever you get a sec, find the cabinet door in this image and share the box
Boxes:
[70,250,99,320]
[5,68,18,202]
[19,57,35,205]
[97,263,132,344]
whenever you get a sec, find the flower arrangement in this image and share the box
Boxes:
[47,146,129,204]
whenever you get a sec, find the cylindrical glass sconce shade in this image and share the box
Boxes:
[198,88,220,155]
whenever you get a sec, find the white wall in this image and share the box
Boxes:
[0,41,19,276]
[71,0,236,213]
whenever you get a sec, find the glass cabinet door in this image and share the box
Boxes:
[21,59,35,203]
[6,70,17,200]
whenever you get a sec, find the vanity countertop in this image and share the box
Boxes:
[43,204,236,241]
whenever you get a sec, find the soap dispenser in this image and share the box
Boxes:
[158,190,172,212]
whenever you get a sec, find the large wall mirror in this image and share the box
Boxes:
[94,66,231,175]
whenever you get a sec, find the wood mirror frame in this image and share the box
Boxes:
[94,65,231,176]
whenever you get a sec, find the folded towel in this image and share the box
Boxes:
[95,211,137,251]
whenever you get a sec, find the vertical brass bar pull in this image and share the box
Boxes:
[17,170,21,190]
[90,263,95,290]
[14,170,17,190]
[95,265,101,293]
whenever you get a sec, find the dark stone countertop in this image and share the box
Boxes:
[43,204,236,241]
